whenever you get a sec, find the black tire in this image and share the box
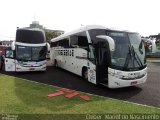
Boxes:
[2,63,5,71]
[0,61,5,71]
[54,60,58,67]
[0,57,4,71]
[82,67,88,80]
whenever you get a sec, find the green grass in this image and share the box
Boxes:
[0,74,160,119]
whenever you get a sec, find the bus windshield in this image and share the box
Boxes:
[108,32,130,67]
[16,29,46,44]
[110,32,146,70]
[89,29,146,70]
[16,46,47,61]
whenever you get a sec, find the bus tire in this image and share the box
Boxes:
[1,61,5,71]
[0,58,4,71]
[54,60,58,67]
[82,67,88,80]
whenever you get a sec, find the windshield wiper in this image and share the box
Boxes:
[124,45,132,68]
[131,46,143,67]
[124,45,143,69]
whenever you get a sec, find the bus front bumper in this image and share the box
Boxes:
[108,73,147,88]
[107,66,147,89]
[16,65,46,72]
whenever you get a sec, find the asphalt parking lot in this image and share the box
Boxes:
[1,62,160,108]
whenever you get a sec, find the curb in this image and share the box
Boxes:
[147,60,160,62]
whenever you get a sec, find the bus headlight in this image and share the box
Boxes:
[109,71,123,79]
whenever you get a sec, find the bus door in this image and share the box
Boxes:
[87,45,96,84]
[5,50,16,71]
[95,41,109,85]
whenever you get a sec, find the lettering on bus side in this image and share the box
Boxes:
[57,49,74,57]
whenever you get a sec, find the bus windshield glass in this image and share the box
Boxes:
[89,29,146,70]
[16,29,46,44]
[16,46,47,61]
[109,32,146,70]
[108,32,130,67]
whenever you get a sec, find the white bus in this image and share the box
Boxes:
[142,38,157,53]
[50,25,147,88]
[4,28,50,72]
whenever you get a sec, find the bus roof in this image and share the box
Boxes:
[16,28,46,44]
[50,25,137,42]
[51,25,107,42]
[17,28,44,32]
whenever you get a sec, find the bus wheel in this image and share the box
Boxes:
[82,68,88,80]
[55,60,58,67]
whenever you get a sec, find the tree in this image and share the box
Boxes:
[45,31,61,43]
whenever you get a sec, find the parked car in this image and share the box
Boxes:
[0,45,5,56]
[0,45,11,56]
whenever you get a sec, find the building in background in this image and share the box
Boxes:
[0,40,13,47]
[26,21,64,42]
[142,33,160,58]
[29,21,64,34]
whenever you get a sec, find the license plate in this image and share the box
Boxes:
[131,81,137,86]
[29,68,35,71]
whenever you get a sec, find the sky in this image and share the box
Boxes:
[0,0,160,40]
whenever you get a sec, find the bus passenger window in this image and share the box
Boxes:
[51,42,58,47]
[70,35,78,48]
[59,39,69,48]
[70,32,89,50]
[78,36,89,49]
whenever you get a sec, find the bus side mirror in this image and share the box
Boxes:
[5,50,14,58]
[96,35,115,51]
[46,43,50,52]
[11,41,15,50]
